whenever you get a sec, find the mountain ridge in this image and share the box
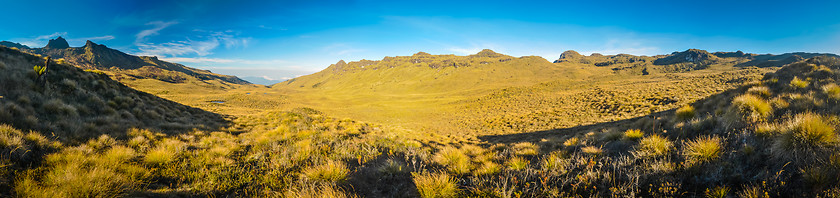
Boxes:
[0,37,249,85]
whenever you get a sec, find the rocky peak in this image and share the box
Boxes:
[558,50,583,60]
[471,49,505,58]
[44,36,70,49]
[413,52,431,56]
[654,49,719,65]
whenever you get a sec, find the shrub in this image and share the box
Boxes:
[412,171,459,198]
[732,94,773,122]
[623,129,644,140]
[634,135,673,158]
[682,136,722,166]
[303,160,349,183]
[790,76,809,89]
[676,105,696,121]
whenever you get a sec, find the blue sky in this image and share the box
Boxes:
[2,0,839,81]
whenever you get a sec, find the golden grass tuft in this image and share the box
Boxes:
[772,113,837,163]
[433,146,472,175]
[634,135,673,158]
[747,86,772,98]
[682,136,722,166]
[512,142,539,156]
[732,94,773,122]
[823,83,840,100]
[790,76,809,89]
[412,171,459,198]
[303,160,349,183]
[581,146,603,156]
[676,105,696,121]
[563,137,580,147]
[506,156,529,170]
[623,129,644,140]
[705,186,730,198]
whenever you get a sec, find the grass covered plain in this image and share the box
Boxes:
[3,46,840,197]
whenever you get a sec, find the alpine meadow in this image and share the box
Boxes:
[2,1,840,197]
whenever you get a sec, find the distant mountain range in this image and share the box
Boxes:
[240,76,286,86]
[0,37,249,85]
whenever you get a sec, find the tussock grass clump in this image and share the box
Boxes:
[772,113,838,163]
[512,142,539,156]
[676,105,696,121]
[506,156,528,170]
[581,146,603,156]
[284,184,354,198]
[682,136,722,166]
[540,152,568,174]
[747,86,772,98]
[705,186,730,198]
[790,76,809,89]
[822,83,840,99]
[303,160,349,183]
[732,94,773,122]
[623,129,644,140]
[563,137,580,147]
[474,161,501,175]
[412,171,459,198]
[634,135,673,158]
[434,146,472,175]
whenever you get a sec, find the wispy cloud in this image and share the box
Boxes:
[161,57,286,65]
[68,35,116,44]
[136,21,178,42]
[135,29,250,57]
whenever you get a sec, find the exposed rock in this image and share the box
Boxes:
[653,49,719,65]
[44,36,70,49]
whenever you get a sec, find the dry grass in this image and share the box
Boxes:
[412,171,459,198]
[623,129,644,140]
[676,105,696,121]
[682,136,722,166]
[634,135,673,158]
[732,94,773,122]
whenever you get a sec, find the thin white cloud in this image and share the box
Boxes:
[35,32,67,40]
[161,57,287,65]
[135,25,250,57]
[136,21,178,42]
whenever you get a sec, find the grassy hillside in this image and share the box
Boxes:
[4,43,840,197]
[0,37,251,91]
[0,46,227,143]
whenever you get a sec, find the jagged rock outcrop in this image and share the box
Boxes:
[44,36,70,49]
[653,49,719,65]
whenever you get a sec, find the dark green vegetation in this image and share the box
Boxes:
[2,40,840,197]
